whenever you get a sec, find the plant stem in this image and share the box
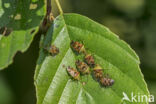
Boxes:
[55,0,63,14]
[47,0,52,16]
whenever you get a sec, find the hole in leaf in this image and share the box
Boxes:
[29,3,37,10]
[4,3,10,8]
[14,14,21,20]
[30,29,35,34]
[0,27,12,36]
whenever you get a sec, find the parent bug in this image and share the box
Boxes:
[49,45,59,56]
[100,77,114,87]
[85,54,95,67]
[70,41,86,53]
[66,66,80,80]
[93,64,104,80]
[75,60,90,74]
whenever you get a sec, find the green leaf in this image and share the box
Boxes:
[35,13,149,104]
[0,0,45,70]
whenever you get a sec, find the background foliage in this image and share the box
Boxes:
[0,0,156,104]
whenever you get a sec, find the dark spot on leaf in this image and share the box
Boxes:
[0,27,12,36]
[0,27,4,34]
[30,29,35,34]
[62,64,66,68]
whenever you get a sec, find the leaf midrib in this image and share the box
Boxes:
[41,48,70,104]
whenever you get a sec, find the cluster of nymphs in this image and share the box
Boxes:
[67,41,114,87]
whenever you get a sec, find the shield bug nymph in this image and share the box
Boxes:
[100,77,114,87]
[70,41,86,53]
[93,64,104,80]
[85,54,95,67]
[75,60,90,75]
[66,66,80,80]
[48,45,59,56]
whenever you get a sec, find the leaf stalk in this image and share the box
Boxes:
[55,0,63,14]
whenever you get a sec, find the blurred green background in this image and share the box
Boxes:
[0,0,156,104]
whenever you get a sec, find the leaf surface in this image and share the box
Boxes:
[35,13,149,104]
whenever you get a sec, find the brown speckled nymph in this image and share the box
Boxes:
[66,66,80,80]
[70,41,85,53]
[49,45,59,56]
[85,54,95,67]
[75,60,90,74]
